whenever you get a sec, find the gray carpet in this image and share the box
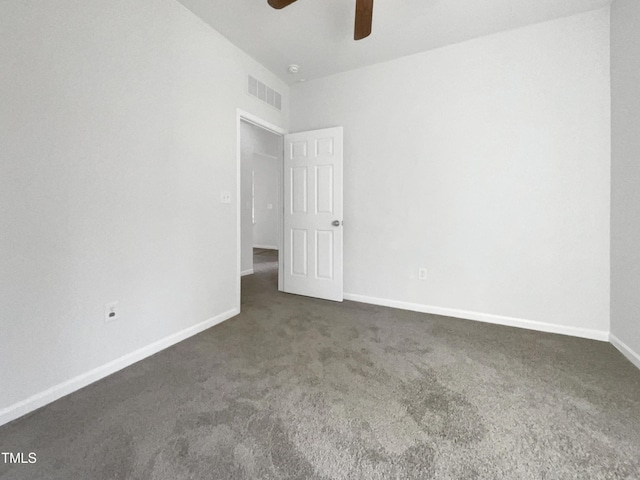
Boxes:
[1,250,639,479]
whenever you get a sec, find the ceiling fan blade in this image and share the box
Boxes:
[268,0,297,9]
[354,0,373,40]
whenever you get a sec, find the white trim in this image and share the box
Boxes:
[277,135,284,293]
[343,293,609,341]
[237,110,286,136]
[253,245,279,250]
[610,333,640,370]
[253,152,279,160]
[236,112,244,314]
[241,269,254,276]
[0,307,239,427]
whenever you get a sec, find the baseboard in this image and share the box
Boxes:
[0,307,239,427]
[253,245,279,250]
[609,333,640,370]
[343,293,609,342]
[241,269,254,276]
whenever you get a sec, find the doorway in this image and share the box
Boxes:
[236,112,345,306]
[238,113,284,294]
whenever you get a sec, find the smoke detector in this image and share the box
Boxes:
[288,64,300,74]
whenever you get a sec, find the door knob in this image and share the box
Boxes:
[332,220,341,227]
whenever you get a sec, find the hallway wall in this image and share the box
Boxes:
[240,121,281,274]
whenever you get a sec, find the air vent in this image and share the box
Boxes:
[248,75,282,110]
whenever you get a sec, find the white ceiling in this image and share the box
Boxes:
[177,0,611,84]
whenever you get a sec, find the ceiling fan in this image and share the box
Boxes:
[267,0,374,40]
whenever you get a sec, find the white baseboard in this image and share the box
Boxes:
[609,333,640,370]
[343,293,609,342]
[241,269,254,276]
[0,307,239,427]
[253,245,279,251]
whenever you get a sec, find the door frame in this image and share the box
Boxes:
[236,109,287,308]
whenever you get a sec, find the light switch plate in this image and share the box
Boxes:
[418,268,427,280]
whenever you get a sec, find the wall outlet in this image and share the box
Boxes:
[105,301,119,323]
[418,268,427,280]
[220,191,232,204]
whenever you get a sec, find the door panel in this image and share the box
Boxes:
[315,230,334,279]
[315,165,334,214]
[291,229,308,276]
[283,127,343,301]
[291,167,308,213]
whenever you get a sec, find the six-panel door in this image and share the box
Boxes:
[283,127,343,301]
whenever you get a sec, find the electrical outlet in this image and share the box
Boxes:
[105,301,119,323]
[220,191,232,204]
[418,268,427,280]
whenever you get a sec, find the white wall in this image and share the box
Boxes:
[291,9,611,339]
[0,0,288,424]
[253,153,280,249]
[611,0,640,367]
[240,121,281,273]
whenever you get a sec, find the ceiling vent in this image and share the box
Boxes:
[248,75,282,110]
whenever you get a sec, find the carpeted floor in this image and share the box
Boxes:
[1,249,639,479]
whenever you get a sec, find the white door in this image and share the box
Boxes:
[283,127,343,301]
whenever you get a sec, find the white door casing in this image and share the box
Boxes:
[283,127,343,301]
